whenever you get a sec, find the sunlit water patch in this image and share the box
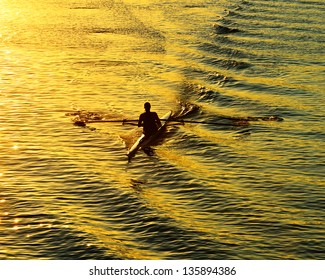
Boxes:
[1,0,324,259]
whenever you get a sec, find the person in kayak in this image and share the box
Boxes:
[138,102,162,137]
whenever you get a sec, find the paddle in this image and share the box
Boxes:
[74,118,246,127]
[168,119,247,126]
[74,119,137,127]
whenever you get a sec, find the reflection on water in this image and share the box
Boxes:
[0,0,324,259]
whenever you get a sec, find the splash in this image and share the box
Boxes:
[172,102,201,119]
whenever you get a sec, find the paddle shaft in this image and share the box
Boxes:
[75,118,244,127]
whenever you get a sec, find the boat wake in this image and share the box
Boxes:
[66,110,124,124]
[172,102,201,119]
[171,101,283,125]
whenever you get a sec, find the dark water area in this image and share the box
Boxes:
[0,0,324,259]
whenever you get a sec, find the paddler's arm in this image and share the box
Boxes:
[155,113,162,128]
[138,114,144,127]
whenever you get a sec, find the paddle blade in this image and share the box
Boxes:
[74,120,86,127]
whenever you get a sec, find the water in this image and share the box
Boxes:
[0,0,324,260]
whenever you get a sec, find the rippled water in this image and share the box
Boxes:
[1,0,324,259]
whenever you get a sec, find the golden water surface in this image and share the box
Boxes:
[0,0,324,259]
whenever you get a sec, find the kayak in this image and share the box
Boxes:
[127,111,172,160]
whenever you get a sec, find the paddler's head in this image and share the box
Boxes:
[144,102,151,112]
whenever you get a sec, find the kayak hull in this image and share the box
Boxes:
[127,111,172,160]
